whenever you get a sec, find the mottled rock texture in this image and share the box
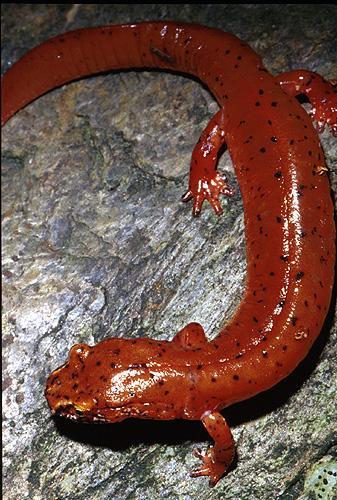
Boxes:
[2,4,336,499]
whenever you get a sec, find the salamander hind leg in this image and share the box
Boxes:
[275,70,337,136]
[182,109,233,217]
[190,411,235,486]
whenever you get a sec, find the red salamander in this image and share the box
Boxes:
[2,22,336,485]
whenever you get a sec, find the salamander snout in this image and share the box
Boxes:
[45,343,96,418]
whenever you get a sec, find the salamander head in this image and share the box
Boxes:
[45,338,188,423]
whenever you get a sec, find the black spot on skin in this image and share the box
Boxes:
[278,300,285,308]
[129,363,147,369]
[113,349,121,355]
[197,364,203,370]
[211,377,217,383]
[304,300,309,307]
[259,89,264,95]
[110,363,116,369]
[96,361,101,366]
[282,345,287,351]
[260,147,266,153]
[158,380,165,386]
[291,316,298,326]
[271,136,278,142]
[271,101,278,107]
[280,255,288,261]
[262,351,268,357]
[269,272,275,276]
[296,271,304,281]
[151,47,175,64]
[276,216,282,223]
[233,374,240,380]
[253,316,259,323]
[255,101,261,106]
[274,171,282,178]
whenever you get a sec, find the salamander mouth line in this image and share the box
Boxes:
[52,401,175,421]
[53,403,128,423]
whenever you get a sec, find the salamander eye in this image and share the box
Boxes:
[69,343,90,363]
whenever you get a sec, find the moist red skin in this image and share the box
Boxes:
[2,22,336,486]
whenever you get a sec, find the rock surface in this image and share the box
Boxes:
[2,4,336,499]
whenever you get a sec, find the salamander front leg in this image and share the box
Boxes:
[182,108,233,216]
[275,70,337,136]
[190,411,235,486]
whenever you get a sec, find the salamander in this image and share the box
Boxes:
[2,22,336,486]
